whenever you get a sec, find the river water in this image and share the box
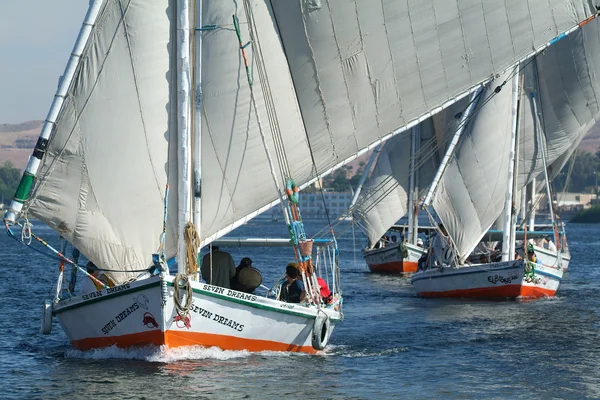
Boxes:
[0,219,599,399]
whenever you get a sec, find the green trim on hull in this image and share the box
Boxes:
[53,278,342,322]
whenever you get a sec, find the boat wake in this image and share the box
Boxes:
[63,345,320,362]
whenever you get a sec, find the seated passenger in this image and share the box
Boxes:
[317,277,332,305]
[526,245,537,263]
[279,263,305,303]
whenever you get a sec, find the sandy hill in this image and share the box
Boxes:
[0,121,43,170]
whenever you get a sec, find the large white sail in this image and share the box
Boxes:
[432,72,516,262]
[518,18,600,192]
[9,1,600,282]
[270,0,598,174]
[27,1,179,282]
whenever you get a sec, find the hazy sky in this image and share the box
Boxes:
[0,1,88,124]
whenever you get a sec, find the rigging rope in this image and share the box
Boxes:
[173,273,193,327]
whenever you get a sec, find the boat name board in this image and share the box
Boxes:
[202,284,258,302]
[190,302,245,332]
[102,301,141,335]
[488,273,519,285]
[81,282,131,301]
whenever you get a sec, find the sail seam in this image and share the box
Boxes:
[299,0,337,162]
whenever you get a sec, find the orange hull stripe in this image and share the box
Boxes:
[368,260,418,274]
[71,330,317,354]
[165,331,317,354]
[417,284,557,299]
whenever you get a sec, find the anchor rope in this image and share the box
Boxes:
[173,273,193,322]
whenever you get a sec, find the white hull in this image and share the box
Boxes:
[363,242,424,274]
[530,244,570,271]
[411,260,563,299]
[53,275,341,353]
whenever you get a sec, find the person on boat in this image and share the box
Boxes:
[526,244,537,263]
[201,246,236,289]
[416,237,424,247]
[546,236,557,252]
[391,235,398,244]
[317,277,332,305]
[81,261,107,293]
[230,257,257,293]
[431,223,453,266]
[279,263,305,303]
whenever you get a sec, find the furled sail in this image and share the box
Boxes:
[432,72,516,262]
[27,0,179,283]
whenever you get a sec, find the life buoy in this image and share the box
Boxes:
[285,178,299,204]
[41,300,53,334]
[311,311,331,350]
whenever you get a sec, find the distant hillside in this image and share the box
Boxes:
[578,123,600,154]
[0,119,599,173]
[0,120,42,170]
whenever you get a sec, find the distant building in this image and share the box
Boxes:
[265,191,353,219]
[537,192,597,211]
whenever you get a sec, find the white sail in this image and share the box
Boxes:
[270,0,598,174]
[354,102,466,247]
[11,1,600,282]
[28,1,179,282]
[518,17,600,190]
[432,72,516,262]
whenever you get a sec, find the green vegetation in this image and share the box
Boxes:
[553,150,600,193]
[0,161,21,202]
[571,204,600,223]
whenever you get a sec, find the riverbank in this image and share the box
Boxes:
[571,204,600,223]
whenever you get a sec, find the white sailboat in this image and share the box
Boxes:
[412,15,600,298]
[3,1,600,350]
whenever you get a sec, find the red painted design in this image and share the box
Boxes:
[142,312,159,328]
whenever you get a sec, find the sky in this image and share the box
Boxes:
[0,0,88,124]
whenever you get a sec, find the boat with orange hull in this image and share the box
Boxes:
[363,242,424,274]
[53,276,340,353]
[411,260,563,299]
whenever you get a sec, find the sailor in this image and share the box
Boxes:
[279,263,305,303]
[201,246,236,289]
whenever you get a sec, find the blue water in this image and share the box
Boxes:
[1,219,599,399]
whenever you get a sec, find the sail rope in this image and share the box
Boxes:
[184,222,200,276]
[173,273,193,328]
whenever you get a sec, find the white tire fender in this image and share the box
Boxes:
[311,310,331,350]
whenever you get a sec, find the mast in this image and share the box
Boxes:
[528,177,536,230]
[531,92,556,230]
[348,145,381,212]
[177,0,192,273]
[407,125,419,245]
[501,72,520,262]
[193,1,202,232]
[422,86,483,208]
[4,1,104,224]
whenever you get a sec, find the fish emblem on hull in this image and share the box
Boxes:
[142,312,159,328]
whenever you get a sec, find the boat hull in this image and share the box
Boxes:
[364,243,424,274]
[53,275,340,354]
[530,244,570,271]
[411,260,563,299]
